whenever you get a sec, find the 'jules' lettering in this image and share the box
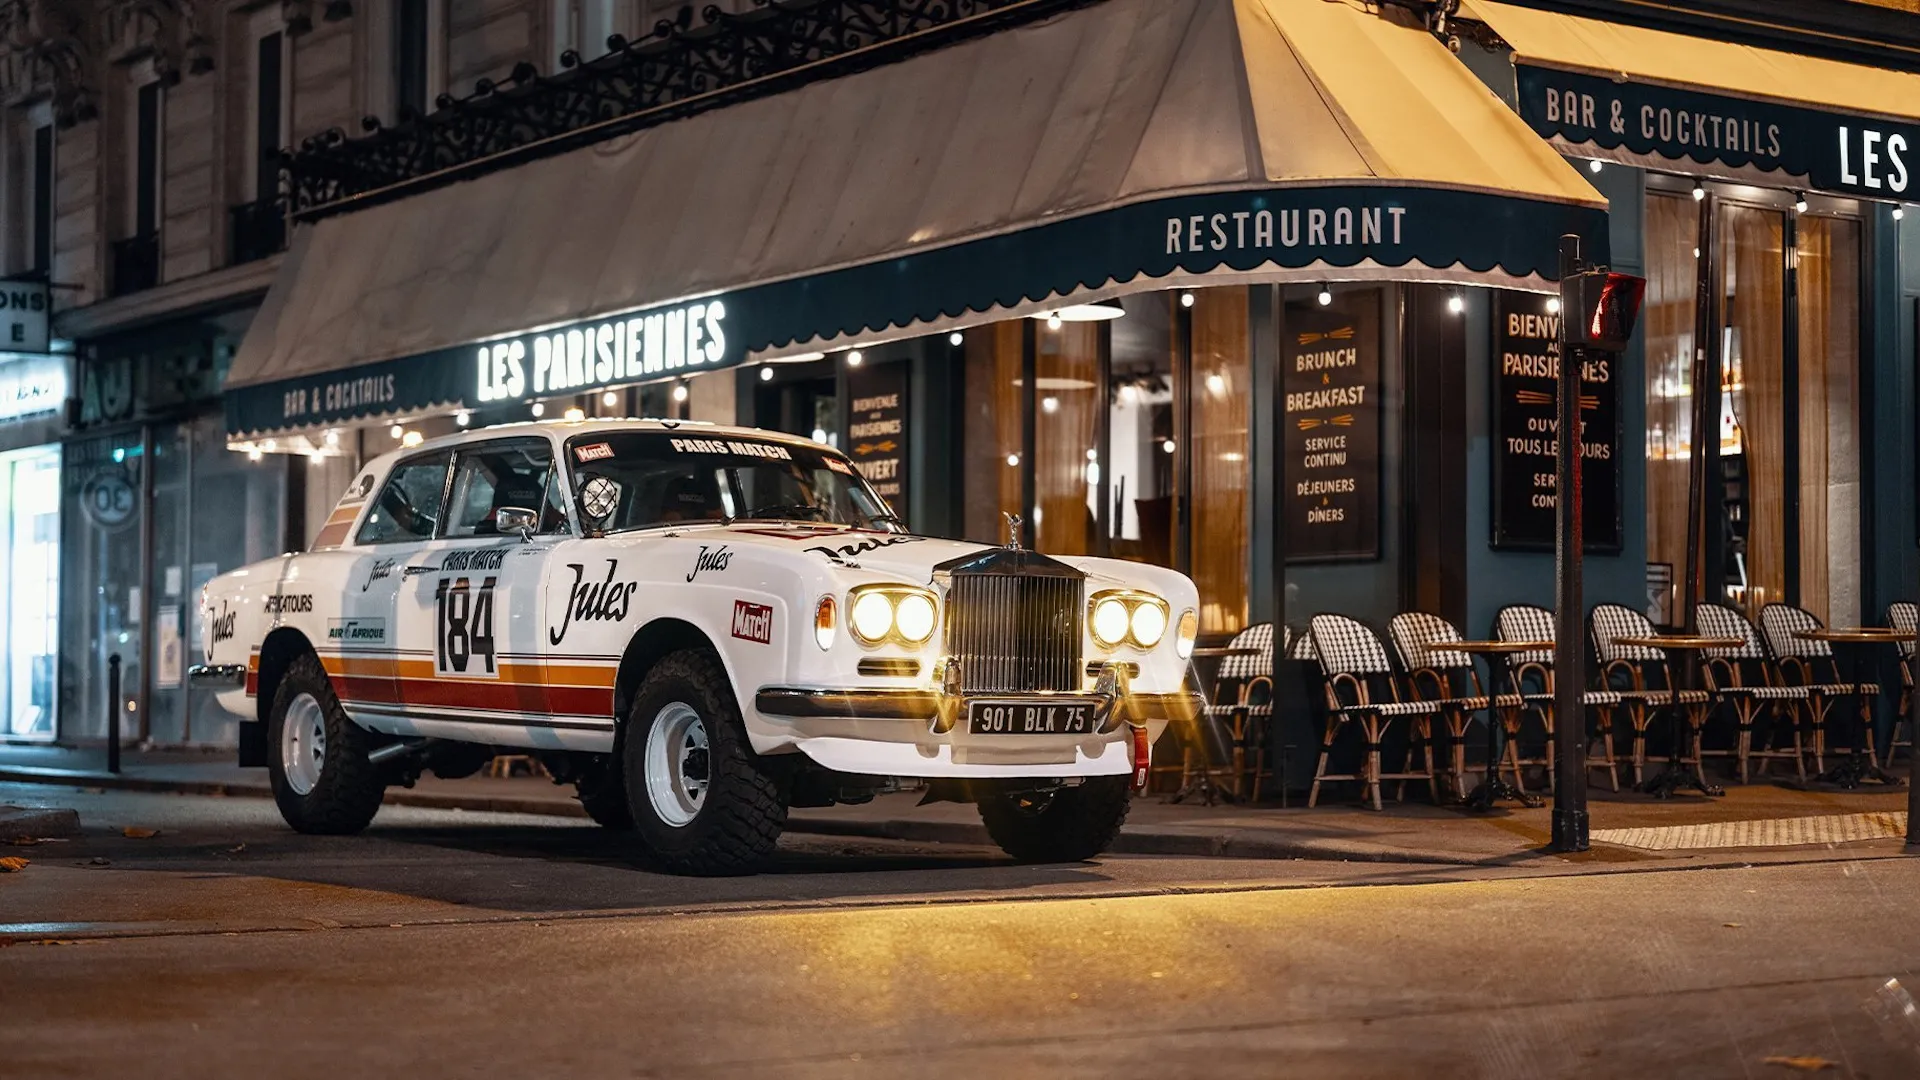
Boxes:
[549,560,640,644]
[209,601,236,645]
[686,545,733,582]
[804,535,923,567]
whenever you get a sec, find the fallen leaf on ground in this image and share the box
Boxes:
[0,856,28,872]
[1724,922,1743,928]
[121,826,158,839]
[224,843,247,854]
[1762,1056,1837,1071]
[6,836,41,846]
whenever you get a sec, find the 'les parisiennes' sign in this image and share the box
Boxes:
[1518,65,1914,198]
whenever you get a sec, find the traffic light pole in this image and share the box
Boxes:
[1551,234,1589,854]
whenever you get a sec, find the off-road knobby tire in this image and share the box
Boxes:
[575,756,634,830]
[976,776,1131,862]
[267,653,386,835]
[622,650,787,875]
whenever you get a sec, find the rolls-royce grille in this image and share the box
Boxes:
[947,573,1084,693]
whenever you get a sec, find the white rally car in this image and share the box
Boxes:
[192,420,1202,874]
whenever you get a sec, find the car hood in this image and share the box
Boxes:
[633,522,1169,592]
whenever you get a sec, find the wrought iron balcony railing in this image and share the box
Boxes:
[109,233,161,297]
[283,0,1097,222]
[228,198,287,266]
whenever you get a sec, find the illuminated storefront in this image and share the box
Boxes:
[0,350,66,739]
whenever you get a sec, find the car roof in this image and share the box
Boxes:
[361,418,834,474]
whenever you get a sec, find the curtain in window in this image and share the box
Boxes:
[1643,193,1699,608]
[962,321,1023,544]
[1190,288,1251,634]
[1034,323,1100,555]
[1721,204,1786,616]
[1796,216,1862,624]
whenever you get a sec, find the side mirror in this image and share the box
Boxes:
[575,474,621,536]
[494,506,538,540]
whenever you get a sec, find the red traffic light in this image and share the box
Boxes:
[1562,270,1646,352]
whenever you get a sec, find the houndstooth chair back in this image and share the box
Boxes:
[1388,612,1470,672]
[1494,604,1556,666]
[1590,603,1661,663]
[1696,603,1766,660]
[1217,622,1275,681]
[1759,603,1828,659]
[1287,626,1316,661]
[1889,602,1917,661]
[1307,614,1393,677]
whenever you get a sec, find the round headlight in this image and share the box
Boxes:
[849,591,896,643]
[1092,597,1132,647]
[1130,602,1168,647]
[894,593,936,643]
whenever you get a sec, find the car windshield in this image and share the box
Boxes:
[564,432,901,533]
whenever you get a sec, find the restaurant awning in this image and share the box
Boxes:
[1467,0,1920,197]
[227,0,1607,440]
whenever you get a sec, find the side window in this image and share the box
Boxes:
[356,452,452,544]
[445,439,559,538]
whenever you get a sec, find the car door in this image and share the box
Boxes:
[396,437,565,730]
[323,450,452,728]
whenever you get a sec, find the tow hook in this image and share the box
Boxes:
[1129,724,1151,792]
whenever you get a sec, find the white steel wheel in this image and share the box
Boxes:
[280,692,328,796]
[642,701,709,827]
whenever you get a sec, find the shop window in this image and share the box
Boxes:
[1795,216,1861,624]
[0,445,59,738]
[1108,301,1174,563]
[359,451,452,544]
[959,289,1253,634]
[1189,289,1251,634]
[962,321,1023,544]
[1720,202,1788,614]
[1035,322,1100,555]
[1643,186,1861,625]
[1644,192,1700,614]
[444,439,563,537]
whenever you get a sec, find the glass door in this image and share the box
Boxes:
[0,444,60,739]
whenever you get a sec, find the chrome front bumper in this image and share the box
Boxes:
[755,661,1201,731]
[187,664,248,688]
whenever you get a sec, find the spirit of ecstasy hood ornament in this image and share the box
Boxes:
[1003,512,1023,550]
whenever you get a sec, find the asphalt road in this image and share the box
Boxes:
[6,784,1920,1078]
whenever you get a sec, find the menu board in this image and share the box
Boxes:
[1283,295,1380,562]
[1490,289,1622,552]
[846,363,909,523]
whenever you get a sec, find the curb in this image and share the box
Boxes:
[0,765,1503,865]
[0,765,589,820]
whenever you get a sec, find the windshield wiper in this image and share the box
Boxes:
[870,511,908,532]
[735,503,831,523]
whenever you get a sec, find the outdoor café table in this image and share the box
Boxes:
[1793,627,1916,788]
[1429,640,1551,810]
[1612,635,1742,799]
[1180,645,1262,803]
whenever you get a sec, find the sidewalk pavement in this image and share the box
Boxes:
[3,743,1914,866]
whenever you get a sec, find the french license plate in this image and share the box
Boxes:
[967,699,1099,736]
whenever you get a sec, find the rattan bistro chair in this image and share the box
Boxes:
[1888,602,1916,767]
[1306,614,1439,811]
[1589,603,1714,785]
[1695,603,1809,783]
[1388,613,1500,800]
[1492,604,1622,791]
[1758,603,1881,774]
[1200,622,1277,800]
